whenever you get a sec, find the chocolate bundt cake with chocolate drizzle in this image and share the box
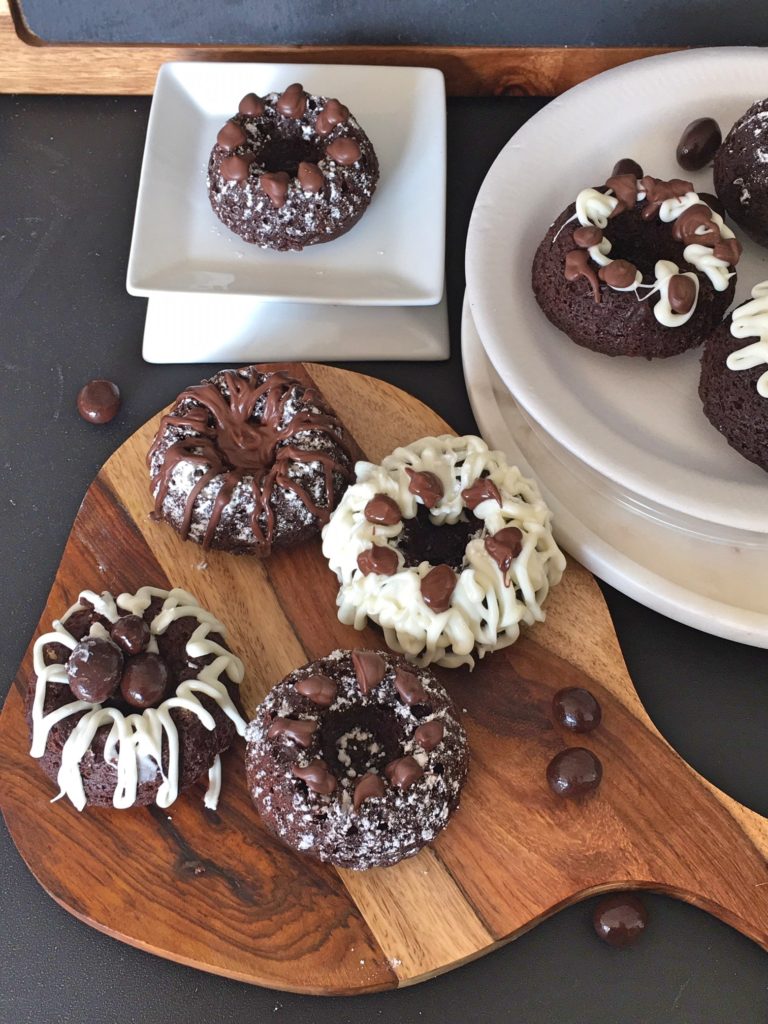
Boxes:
[148,366,352,555]
[246,649,468,870]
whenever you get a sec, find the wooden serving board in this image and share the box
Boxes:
[0,362,766,994]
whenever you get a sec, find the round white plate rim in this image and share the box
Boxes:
[461,293,768,648]
[465,46,768,535]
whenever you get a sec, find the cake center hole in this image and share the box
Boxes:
[398,505,482,571]
[320,707,400,782]
[259,135,324,176]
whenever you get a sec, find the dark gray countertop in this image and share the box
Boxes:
[1,95,766,1024]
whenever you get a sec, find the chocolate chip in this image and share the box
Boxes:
[238,92,265,117]
[293,759,337,795]
[297,161,324,193]
[364,493,402,525]
[593,893,648,947]
[598,259,638,289]
[220,154,251,183]
[605,173,639,209]
[295,674,337,708]
[276,83,307,119]
[698,190,726,218]
[357,545,399,576]
[120,652,169,709]
[572,225,604,249]
[325,137,361,166]
[676,117,721,171]
[216,120,247,152]
[267,716,318,748]
[67,636,123,703]
[546,747,602,798]
[667,274,697,314]
[552,687,602,733]
[405,468,443,509]
[564,249,601,303]
[315,98,350,135]
[260,170,290,208]
[76,379,120,424]
[393,666,427,705]
[384,756,423,790]
[461,478,502,510]
[353,772,386,810]
[611,158,643,179]
[110,615,150,656]
[484,527,523,584]
[420,564,456,613]
[713,236,742,266]
[351,651,387,695]
[413,719,444,752]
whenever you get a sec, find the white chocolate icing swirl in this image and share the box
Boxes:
[727,281,768,398]
[30,587,246,811]
[322,436,566,669]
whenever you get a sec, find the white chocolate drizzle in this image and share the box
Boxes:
[30,587,246,811]
[322,436,566,669]
[727,281,768,398]
[640,260,700,328]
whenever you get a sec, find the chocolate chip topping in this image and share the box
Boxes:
[460,478,502,510]
[351,650,386,695]
[420,564,457,613]
[353,772,386,810]
[564,249,601,303]
[293,758,337,795]
[238,92,266,117]
[276,83,307,119]
[667,274,697,314]
[385,756,424,790]
[76,379,121,424]
[316,98,350,136]
[605,173,639,210]
[67,637,124,703]
[295,674,337,708]
[598,259,637,289]
[120,652,169,709]
[572,225,604,249]
[357,545,398,577]
[639,176,693,220]
[552,687,602,733]
[364,493,402,525]
[260,170,290,208]
[393,666,427,706]
[484,527,523,584]
[325,137,361,166]
[676,117,721,171]
[220,154,252,183]
[149,368,350,555]
[267,716,318,747]
[612,157,643,179]
[713,236,742,266]
[110,614,150,656]
[216,120,247,152]
[671,203,720,247]
[698,190,726,218]
[405,468,444,509]
[413,719,444,752]
[546,747,602,798]
[297,161,324,193]
[593,893,648,947]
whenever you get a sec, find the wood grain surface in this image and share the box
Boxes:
[0,0,676,97]
[0,362,766,994]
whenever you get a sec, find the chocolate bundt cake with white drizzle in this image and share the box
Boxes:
[26,586,246,810]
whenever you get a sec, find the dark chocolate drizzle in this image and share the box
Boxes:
[149,368,351,555]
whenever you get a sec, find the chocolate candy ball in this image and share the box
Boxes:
[552,687,602,733]
[612,157,643,179]
[110,614,151,656]
[67,636,123,703]
[546,747,602,798]
[593,893,648,947]
[76,379,121,424]
[676,117,721,171]
[120,653,169,709]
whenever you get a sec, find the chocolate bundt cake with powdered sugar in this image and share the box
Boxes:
[207,83,379,251]
[245,649,468,870]
[25,586,247,811]
[148,366,352,556]
[533,171,740,357]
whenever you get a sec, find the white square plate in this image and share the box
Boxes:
[127,62,446,305]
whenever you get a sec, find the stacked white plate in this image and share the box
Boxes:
[463,48,768,647]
